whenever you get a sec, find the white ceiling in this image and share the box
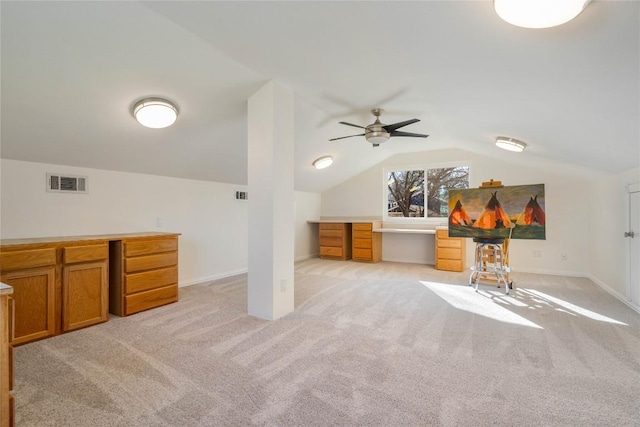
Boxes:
[2,1,638,193]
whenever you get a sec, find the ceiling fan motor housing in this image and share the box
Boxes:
[365,126,390,144]
[366,111,390,144]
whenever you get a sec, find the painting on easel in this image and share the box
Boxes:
[448,183,545,240]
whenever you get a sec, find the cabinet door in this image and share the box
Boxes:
[1,267,56,346]
[62,261,108,332]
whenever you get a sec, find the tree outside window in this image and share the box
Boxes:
[386,166,469,219]
[387,170,425,218]
[426,167,469,218]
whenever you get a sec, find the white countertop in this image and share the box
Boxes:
[0,282,13,296]
[373,228,436,234]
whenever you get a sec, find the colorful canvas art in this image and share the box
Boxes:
[448,184,545,240]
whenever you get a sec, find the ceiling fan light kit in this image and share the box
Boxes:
[494,0,591,29]
[495,136,527,152]
[133,98,178,129]
[330,108,428,148]
[313,155,334,169]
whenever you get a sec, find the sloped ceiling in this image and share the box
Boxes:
[1,1,638,193]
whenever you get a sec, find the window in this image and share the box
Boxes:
[386,165,469,220]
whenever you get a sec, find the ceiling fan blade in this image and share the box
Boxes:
[329,133,365,141]
[390,130,429,138]
[339,121,366,129]
[383,118,420,132]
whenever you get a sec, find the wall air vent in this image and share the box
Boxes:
[46,173,88,194]
[235,190,248,201]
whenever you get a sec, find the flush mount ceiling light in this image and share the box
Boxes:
[494,0,591,29]
[312,155,333,170]
[133,98,178,129]
[495,137,527,152]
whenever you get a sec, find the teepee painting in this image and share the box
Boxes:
[449,199,472,226]
[448,184,545,240]
[516,195,546,226]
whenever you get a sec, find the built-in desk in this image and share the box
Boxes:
[311,220,465,270]
[0,232,180,346]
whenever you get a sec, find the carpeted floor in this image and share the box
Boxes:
[13,259,640,426]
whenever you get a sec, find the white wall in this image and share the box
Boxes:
[588,167,640,299]
[1,159,320,286]
[295,191,321,261]
[322,148,592,276]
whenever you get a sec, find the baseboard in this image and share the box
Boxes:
[510,268,585,277]
[179,268,247,287]
[586,273,640,314]
[382,257,435,265]
[295,253,318,262]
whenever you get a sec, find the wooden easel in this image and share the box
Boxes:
[474,179,512,286]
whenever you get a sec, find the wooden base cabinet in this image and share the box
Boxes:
[1,285,14,427]
[352,222,382,263]
[62,243,109,332]
[110,236,179,316]
[435,228,466,272]
[319,223,352,260]
[0,248,56,345]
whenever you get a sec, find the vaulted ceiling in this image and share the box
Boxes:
[2,1,638,193]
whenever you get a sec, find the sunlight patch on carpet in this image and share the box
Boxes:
[520,288,627,326]
[420,281,543,329]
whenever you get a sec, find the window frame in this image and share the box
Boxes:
[382,161,471,224]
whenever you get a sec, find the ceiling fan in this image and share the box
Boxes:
[329,109,429,147]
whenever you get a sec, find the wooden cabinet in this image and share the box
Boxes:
[0,232,179,346]
[319,223,352,260]
[1,284,14,427]
[62,244,109,332]
[110,236,179,316]
[435,228,466,272]
[0,249,56,345]
[352,222,382,263]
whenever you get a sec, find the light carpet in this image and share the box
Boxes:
[13,259,640,426]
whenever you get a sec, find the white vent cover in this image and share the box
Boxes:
[46,173,88,194]
[235,190,248,201]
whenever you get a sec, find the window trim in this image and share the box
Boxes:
[383,161,471,224]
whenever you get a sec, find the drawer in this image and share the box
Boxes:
[0,248,56,271]
[125,251,178,273]
[436,259,463,272]
[63,244,108,264]
[437,238,462,249]
[353,238,372,249]
[320,246,343,257]
[125,266,178,294]
[125,284,178,315]
[353,230,372,239]
[319,229,343,238]
[438,248,462,260]
[124,238,178,257]
[353,248,372,260]
[352,223,372,231]
[436,229,449,239]
[319,223,344,230]
[320,236,343,247]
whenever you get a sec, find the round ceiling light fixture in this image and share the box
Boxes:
[494,0,591,29]
[312,155,334,170]
[495,136,527,152]
[133,98,178,129]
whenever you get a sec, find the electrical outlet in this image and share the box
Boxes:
[280,279,287,292]
[533,250,542,258]
[156,217,164,227]
[561,253,568,261]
